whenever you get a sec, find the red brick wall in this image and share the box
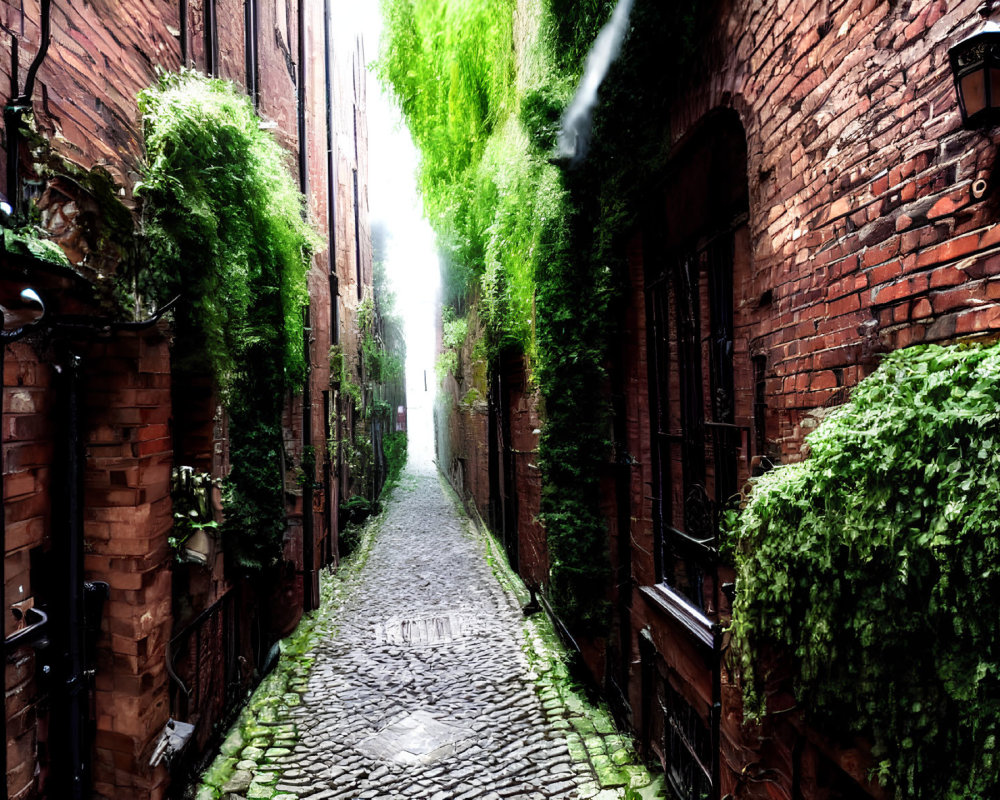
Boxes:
[508,381,545,587]
[3,338,54,800]
[680,0,1000,460]
[85,331,174,800]
[614,1,1000,798]
[0,1,366,797]
[0,0,179,204]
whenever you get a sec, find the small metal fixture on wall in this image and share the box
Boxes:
[951,4,1000,127]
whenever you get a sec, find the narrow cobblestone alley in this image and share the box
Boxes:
[198,454,663,800]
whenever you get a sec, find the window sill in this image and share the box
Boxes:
[639,583,717,649]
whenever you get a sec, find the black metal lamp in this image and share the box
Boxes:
[950,20,1000,127]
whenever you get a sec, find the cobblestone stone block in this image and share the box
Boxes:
[196,462,665,798]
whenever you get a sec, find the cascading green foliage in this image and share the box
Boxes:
[379,0,518,314]
[536,0,704,631]
[379,0,702,632]
[136,70,313,387]
[135,70,317,569]
[729,341,1000,799]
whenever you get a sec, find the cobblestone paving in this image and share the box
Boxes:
[199,459,664,800]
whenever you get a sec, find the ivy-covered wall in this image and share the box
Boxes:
[380,0,703,631]
[384,0,1000,798]
[0,2,383,798]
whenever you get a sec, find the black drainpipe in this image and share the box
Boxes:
[244,0,259,106]
[297,0,315,610]
[179,0,189,67]
[297,0,308,198]
[5,0,53,222]
[203,0,218,76]
[56,351,89,800]
[5,35,21,218]
[324,0,335,252]
[302,306,315,610]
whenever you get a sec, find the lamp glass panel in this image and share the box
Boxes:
[962,69,988,118]
[990,68,1000,109]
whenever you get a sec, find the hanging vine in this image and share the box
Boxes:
[133,70,318,569]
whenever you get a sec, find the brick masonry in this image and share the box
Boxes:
[617,1,1000,798]
[1,1,373,798]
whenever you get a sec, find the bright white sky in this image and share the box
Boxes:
[332,0,439,463]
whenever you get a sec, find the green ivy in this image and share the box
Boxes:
[729,341,1000,799]
[380,0,704,632]
[135,70,316,387]
[0,225,71,266]
[134,70,318,569]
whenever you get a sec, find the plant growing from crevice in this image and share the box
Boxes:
[0,224,71,266]
[169,466,220,562]
[133,70,318,570]
[728,341,1000,800]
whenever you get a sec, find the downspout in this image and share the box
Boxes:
[5,36,20,218]
[323,0,338,568]
[203,0,217,76]
[297,0,308,198]
[179,0,189,66]
[244,0,259,106]
[56,352,88,800]
[324,0,336,259]
[5,0,53,222]
[302,308,315,610]
[712,624,723,800]
[297,0,315,610]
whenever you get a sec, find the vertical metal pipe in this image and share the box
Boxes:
[244,0,259,105]
[6,35,20,220]
[297,1,314,610]
[20,0,52,105]
[324,0,336,258]
[179,0,189,66]
[59,354,88,800]
[352,170,361,299]
[297,0,308,197]
[1,342,7,800]
[302,307,315,610]
[711,625,722,800]
[203,0,217,75]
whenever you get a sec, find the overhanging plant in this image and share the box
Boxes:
[133,70,319,569]
[728,341,1000,799]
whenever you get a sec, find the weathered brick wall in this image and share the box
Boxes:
[85,330,173,800]
[3,338,53,800]
[442,399,490,513]
[0,1,363,797]
[435,306,490,516]
[329,35,373,526]
[616,1,1000,798]
[0,1,179,203]
[687,0,1000,459]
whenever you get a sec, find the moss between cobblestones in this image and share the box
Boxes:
[194,501,385,799]
[472,507,666,800]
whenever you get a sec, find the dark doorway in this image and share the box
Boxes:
[488,352,519,570]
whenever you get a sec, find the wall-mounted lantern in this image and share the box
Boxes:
[950,20,1000,128]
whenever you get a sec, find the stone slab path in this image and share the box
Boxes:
[198,460,664,800]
